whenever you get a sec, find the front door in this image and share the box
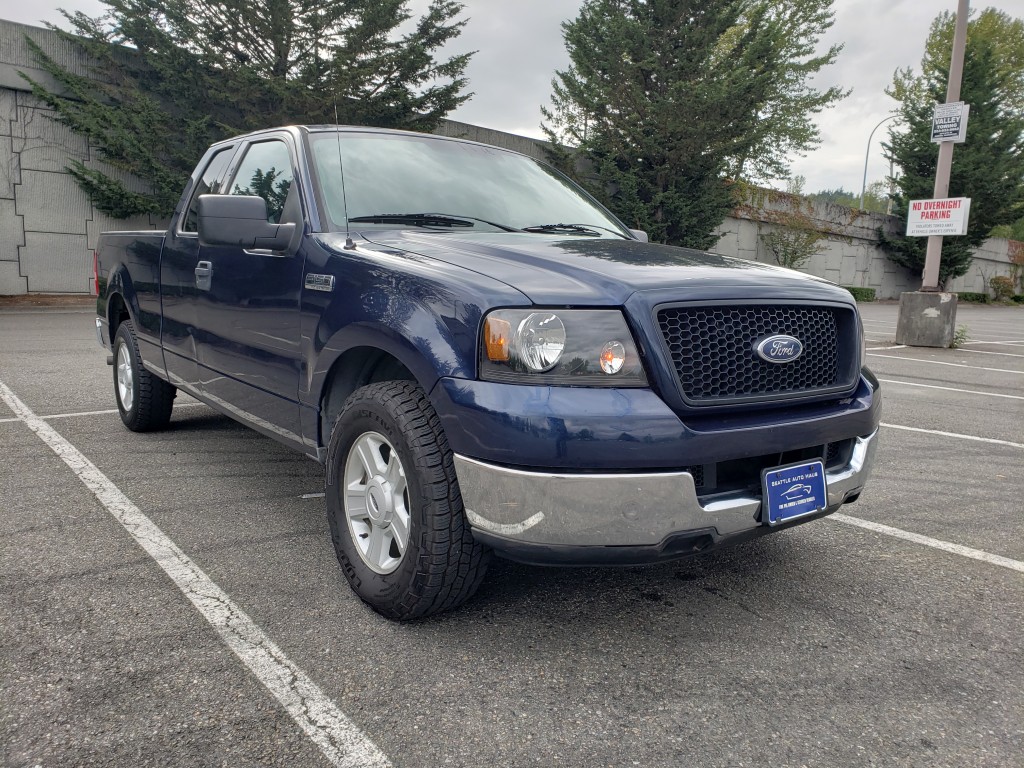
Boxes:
[192,136,308,447]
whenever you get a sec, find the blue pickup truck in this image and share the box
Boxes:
[95,125,880,620]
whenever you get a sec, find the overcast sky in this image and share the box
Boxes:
[5,0,1023,195]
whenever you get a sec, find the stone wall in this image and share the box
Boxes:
[712,192,1017,299]
[0,17,1018,299]
[0,19,163,294]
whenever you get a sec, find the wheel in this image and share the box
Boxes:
[113,320,176,431]
[326,381,490,620]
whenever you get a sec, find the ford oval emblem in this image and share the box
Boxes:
[755,334,803,364]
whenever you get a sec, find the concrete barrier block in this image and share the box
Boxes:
[895,292,957,347]
[16,170,90,234]
[0,259,27,294]
[19,231,90,293]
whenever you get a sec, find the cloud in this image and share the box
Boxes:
[10,0,1020,195]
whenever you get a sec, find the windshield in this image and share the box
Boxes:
[309,132,630,238]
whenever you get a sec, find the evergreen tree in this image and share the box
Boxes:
[541,0,845,250]
[808,184,888,213]
[882,16,1024,285]
[22,0,472,218]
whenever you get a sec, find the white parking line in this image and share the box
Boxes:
[0,379,391,768]
[832,514,1024,574]
[881,422,1023,449]
[877,378,1024,401]
[1,403,207,423]
[867,354,1024,375]
[866,345,907,351]
[961,340,1024,346]
[949,347,1024,359]
[42,403,207,420]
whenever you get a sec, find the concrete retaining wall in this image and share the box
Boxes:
[0,17,1018,299]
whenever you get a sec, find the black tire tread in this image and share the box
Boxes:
[114,320,175,432]
[328,380,490,620]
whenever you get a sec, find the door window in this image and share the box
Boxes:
[229,140,295,224]
[181,147,234,232]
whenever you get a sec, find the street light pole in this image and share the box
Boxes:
[860,115,898,211]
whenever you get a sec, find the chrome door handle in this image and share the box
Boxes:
[195,260,212,290]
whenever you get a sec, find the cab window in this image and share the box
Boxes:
[229,140,295,224]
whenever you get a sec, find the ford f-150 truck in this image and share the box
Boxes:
[95,125,880,620]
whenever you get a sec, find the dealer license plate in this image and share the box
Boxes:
[762,460,827,526]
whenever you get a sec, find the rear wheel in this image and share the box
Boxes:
[326,381,490,620]
[113,320,176,431]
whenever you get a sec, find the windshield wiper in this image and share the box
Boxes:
[520,223,603,236]
[348,212,519,232]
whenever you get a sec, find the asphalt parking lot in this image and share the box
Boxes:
[1,300,1021,768]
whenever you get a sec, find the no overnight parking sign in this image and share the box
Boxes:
[906,197,972,237]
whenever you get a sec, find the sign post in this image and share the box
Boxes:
[896,0,969,349]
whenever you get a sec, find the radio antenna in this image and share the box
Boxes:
[334,98,355,250]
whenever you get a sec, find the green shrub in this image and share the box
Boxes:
[1012,294,1024,304]
[990,276,1016,301]
[956,292,989,303]
[843,286,876,302]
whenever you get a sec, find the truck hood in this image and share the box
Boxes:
[353,231,847,305]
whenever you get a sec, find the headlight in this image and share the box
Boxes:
[516,312,566,372]
[479,309,648,386]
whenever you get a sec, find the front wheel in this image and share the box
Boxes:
[113,320,176,431]
[326,381,490,620]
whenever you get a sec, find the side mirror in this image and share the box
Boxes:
[629,229,649,243]
[197,194,296,251]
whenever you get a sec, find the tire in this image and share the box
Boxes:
[113,319,176,432]
[326,381,490,620]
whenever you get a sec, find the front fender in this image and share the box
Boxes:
[310,319,462,402]
[300,237,530,406]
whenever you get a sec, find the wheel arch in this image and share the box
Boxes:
[312,318,474,449]
[317,341,422,449]
[103,264,141,345]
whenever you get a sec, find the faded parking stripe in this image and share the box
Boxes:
[832,514,1024,574]
[882,422,1024,449]
[0,379,391,768]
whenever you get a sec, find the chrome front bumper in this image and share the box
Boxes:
[455,429,878,550]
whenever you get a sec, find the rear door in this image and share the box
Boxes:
[192,135,308,447]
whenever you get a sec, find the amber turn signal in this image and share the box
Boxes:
[485,317,512,361]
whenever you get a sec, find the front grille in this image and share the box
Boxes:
[657,304,848,405]
[683,464,705,489]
